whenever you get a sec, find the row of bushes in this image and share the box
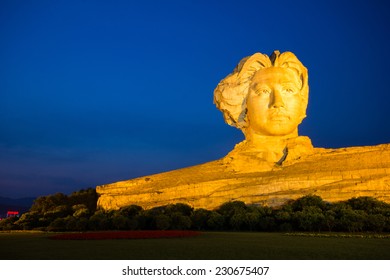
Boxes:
[1,191,390,232]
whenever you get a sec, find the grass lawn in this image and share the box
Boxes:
[0,231,389,260]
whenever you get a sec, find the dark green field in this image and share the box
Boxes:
[1,231,389,260]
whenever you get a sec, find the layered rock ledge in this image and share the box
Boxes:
[96,144,390,210]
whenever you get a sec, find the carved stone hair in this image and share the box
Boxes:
[213,50,309,131]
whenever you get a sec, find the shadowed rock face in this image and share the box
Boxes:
[96,51,390,210]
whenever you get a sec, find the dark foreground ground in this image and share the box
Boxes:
[0,231,389,260]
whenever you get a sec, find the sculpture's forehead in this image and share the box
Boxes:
[252,67,300,85]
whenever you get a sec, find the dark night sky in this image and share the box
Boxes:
[1,0,389,198]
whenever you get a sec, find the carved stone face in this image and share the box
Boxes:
[246,67,307,137]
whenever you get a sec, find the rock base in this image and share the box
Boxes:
[96,144,390,210]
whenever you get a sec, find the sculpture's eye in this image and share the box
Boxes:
[283,87,296,94]
[256,88,270,95]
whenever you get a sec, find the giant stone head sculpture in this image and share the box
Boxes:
[214,51,308,141]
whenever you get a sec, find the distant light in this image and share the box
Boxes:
[6,211,19,217]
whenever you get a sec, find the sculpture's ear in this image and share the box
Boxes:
[236,53,271,84]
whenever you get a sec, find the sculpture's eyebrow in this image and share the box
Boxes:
[280,81,302,88]
[280,82,300,86]
[251,84,271,91]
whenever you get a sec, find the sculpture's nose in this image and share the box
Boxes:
[270,89,285,108]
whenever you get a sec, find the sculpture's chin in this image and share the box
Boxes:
[260,123,298,137]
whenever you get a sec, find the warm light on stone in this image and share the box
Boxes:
[96,51,390,210]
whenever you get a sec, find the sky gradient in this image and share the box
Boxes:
[1,0,390,198]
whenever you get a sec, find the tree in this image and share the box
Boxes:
[88,211,111,230]
[170,212,191,230]
[120,205,143,217]
[72,204,90,218]
[245,206,262,231]
[229,209,248,230]
[385,217,390,232]
[258,216,276,231]
[255,205,277,231]
[275,208,293,231]
[68,188,98,213]
[366,214,386,232]
[323,210,336,232]
[207,212,224,230]
[66,216,88,231]
[291,195,327,212]
[0,216,20,230]
[165,203,193,216]
[346,197,390,215]
[127,216,139,230]
[217,201,248,230]
[154,214,171,230]
[15,211,41,230]
[217,201,247,217]
[293,206,325,232]
[111,213,130,230]
[337,208,367,232]
[191,209,211,230]
[30,193,68,214]
[47,217,67,231]
[44,205,72,220]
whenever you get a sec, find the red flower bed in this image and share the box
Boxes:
[49,230,201,240]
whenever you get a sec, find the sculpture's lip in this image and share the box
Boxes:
[270,114,289,121]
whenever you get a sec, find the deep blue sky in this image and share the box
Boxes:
[1,0,389,198]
